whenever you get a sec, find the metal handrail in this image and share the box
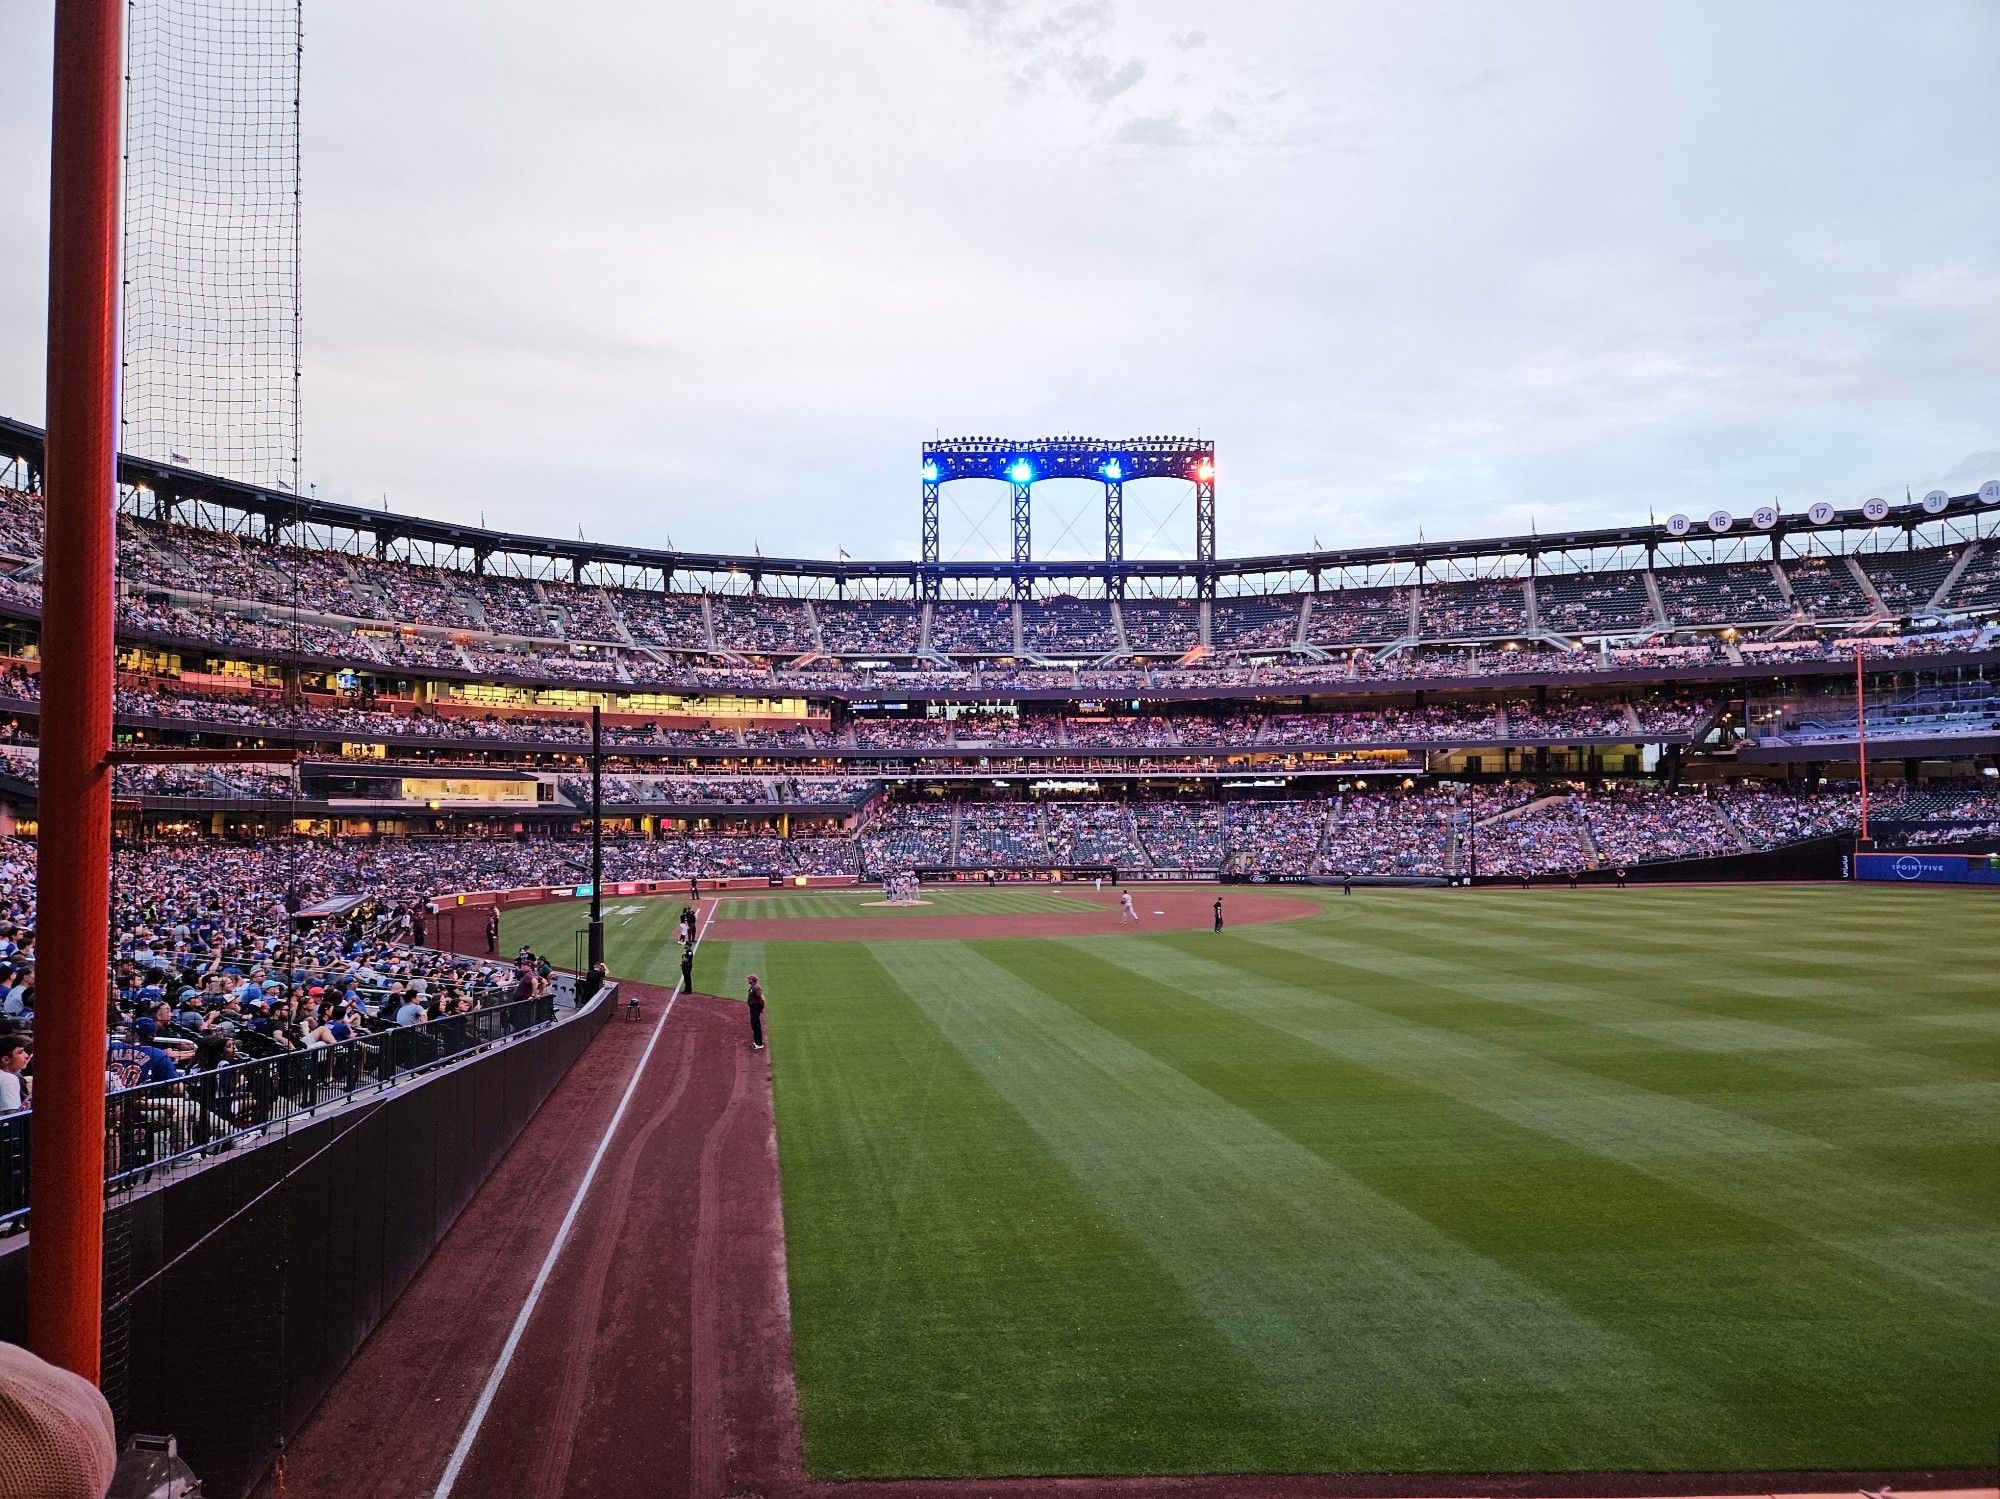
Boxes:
[0,990,560,1227]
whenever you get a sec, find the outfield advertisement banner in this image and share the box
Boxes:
[1856,850,2000,885]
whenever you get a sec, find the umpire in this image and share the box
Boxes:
[746,974,766,1051]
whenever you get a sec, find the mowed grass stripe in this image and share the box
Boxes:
[871,943,1680,1473]
[1287,902,2000,1135]
[1090,930,2000,1329]
[1443,897,2000,1003]
[1307,919,2000,1180]
[987,937,1994,1469]
[1344,889,2000,1003]
[755,940,1282,1479]
[1249,905,1998,1092]
[1227,922,2000,1257]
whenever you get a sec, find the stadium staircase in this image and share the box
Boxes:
[916,601,932,653]
[251,551,299,598]
[450,584,489,630]
[1927,539,1981,612]
[1575,804,1606,868]
[351,576,391,617]
[1522,575,1540,632]
[1012,599,1026,655]
[947,804,963,866]
[1109,599,1129,653]
[1478,792,1565,829]
[601,592,639,645]
[697,594,718,651]
[1292,595,1314,651]
[1641,568,1670,627]
[1768,560,1796,611]
[1845,555,1891,618]
[1370,637,1418,670]
[1309,797,1338,873]
[1198,599,1211,649]
[1713,798,1757,851]
[527,581,563,637]
[1118,805,1145,870]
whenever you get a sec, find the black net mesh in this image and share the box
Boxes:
[123,0,303,492]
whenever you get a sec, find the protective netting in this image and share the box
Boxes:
[122,0,302,491]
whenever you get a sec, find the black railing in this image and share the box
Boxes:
[0,991,559,1227]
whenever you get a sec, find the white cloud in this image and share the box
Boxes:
[0,0,1994,564]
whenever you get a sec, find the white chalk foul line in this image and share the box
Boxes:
[433,899,716,1499]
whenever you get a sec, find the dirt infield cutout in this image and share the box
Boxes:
[709,886,1318,943]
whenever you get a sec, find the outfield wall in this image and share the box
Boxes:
[0,987,614,1499]
[1497,836,1851,885]
[1856,849,2000,885]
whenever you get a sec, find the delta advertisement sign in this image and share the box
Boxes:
[1855,851,2000,885]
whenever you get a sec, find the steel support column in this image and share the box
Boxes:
[1011,478,1032,597]
[1194,471,1217,599]
[921,479,940,565]
[1103,479,1124,598]
[588,705,604,968]
[32,0,124,1385]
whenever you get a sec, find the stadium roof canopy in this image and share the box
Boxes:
[1,414,1992,594]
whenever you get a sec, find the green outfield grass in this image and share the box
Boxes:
[501,886,2000,1480]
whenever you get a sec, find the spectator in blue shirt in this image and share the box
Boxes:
[106,1018,180,1090]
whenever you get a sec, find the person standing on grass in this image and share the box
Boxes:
[1213,896,1224,933]
[680,942,694,995]
[746,975,766,1051]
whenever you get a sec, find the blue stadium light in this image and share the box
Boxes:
[1008,459,1034,484]
[1102,458,1122,482]
[921,460,939,483]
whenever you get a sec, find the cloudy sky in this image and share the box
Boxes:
[2,0,1997,564]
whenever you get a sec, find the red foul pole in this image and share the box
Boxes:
[1855,644,1870,845]
[31,0,124,1382]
